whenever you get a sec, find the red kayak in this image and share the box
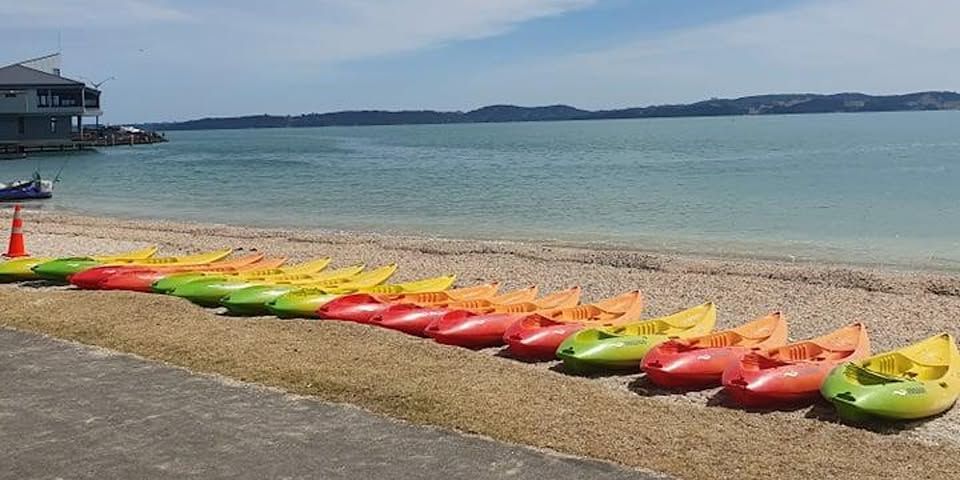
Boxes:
[370,286,539,336]
[641,312,787,389]
[503,290,644,361]
[721,323,870,408]
[424,287,582,348]
[98,256,287,292]
[316,283,500,323]
[69,254,266,290]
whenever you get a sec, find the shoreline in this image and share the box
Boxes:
[3,210,960,479]
[45,203,960,275]
[17,210,960,297]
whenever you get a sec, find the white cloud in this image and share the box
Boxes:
[189,0,596,64]
[0,0,191,26]
[469,0,960,108]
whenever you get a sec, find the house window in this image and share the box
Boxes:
[50,117,57,133]
[4,93,15,98]
[37,89,49,107]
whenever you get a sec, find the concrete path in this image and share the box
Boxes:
[0,328,663,480]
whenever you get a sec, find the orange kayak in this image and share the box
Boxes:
[722,323,870,408]
[502,290,644,361]
[642,312,788,389]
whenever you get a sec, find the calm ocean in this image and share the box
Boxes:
[4,111,960,270]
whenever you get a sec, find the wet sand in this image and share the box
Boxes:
[2,211,960,479]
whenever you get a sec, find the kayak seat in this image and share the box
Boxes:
[628,320,666,336]
[866,353,948,381]
[693,331,743,348]
[497,302,538,314]
[559,305,602,322]
[453,299,495,310]
[409,292,453,304]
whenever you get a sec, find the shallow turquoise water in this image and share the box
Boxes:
[3,111,960,269]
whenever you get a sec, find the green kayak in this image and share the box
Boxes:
[221,284,301,315]
[266,289,341,318]
[556,303,716,374]
[152,272,219,293]
[171,264,369,307]
[170,277,278,307]
[820,333,960,422]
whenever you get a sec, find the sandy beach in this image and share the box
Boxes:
[3,211,960,479]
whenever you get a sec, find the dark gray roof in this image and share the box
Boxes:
[0,64,83,87]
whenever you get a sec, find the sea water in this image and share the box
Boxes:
[3,111,959,270]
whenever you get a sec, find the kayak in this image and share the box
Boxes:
[180,263,397,309]
[641,312,788,389]
[0,246,157,282]
[316,283,502,324]
[821,333,960,422]
[152,257,334,294]
[218,264,365,316]
[370,286,540,336]
[556,302,717,374]
[722,323,870,408]
[97,255,288,292]
[424,287,583,348]
[266,273,454,319]
[37,248,233,283]
[503,290,644,361]
[66,249,244,289]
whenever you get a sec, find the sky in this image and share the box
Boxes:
[2,0,957,123]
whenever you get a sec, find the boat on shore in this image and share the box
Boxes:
[0,173,54,201]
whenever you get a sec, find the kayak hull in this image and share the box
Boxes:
[99,269,169,292]
[316,295,393,323]
[722,360,837,408]
[267,292,338,318]
[171,278,261,307]
[425,311,522,348]
[504,322,585,361]
[0,257,50,282]
[152,272,210,294]
[221,285,298,315]
[69,265,135,289]
[642,345,750,389]
[34,258,104,282]
[822,372,958,422]
[371,306,449,336]
[557,334,672,374]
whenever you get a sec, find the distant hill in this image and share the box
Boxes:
[141,91,960,131]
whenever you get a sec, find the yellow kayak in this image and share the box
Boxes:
[822,333,960,421]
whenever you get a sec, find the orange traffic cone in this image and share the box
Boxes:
[4,204,28,258]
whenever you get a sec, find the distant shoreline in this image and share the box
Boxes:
[141,90,960,131]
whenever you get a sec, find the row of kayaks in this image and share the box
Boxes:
[2,247,958,423]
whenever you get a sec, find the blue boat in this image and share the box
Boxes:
[0,173,54,201]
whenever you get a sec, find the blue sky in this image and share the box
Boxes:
[2,0,956,122]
